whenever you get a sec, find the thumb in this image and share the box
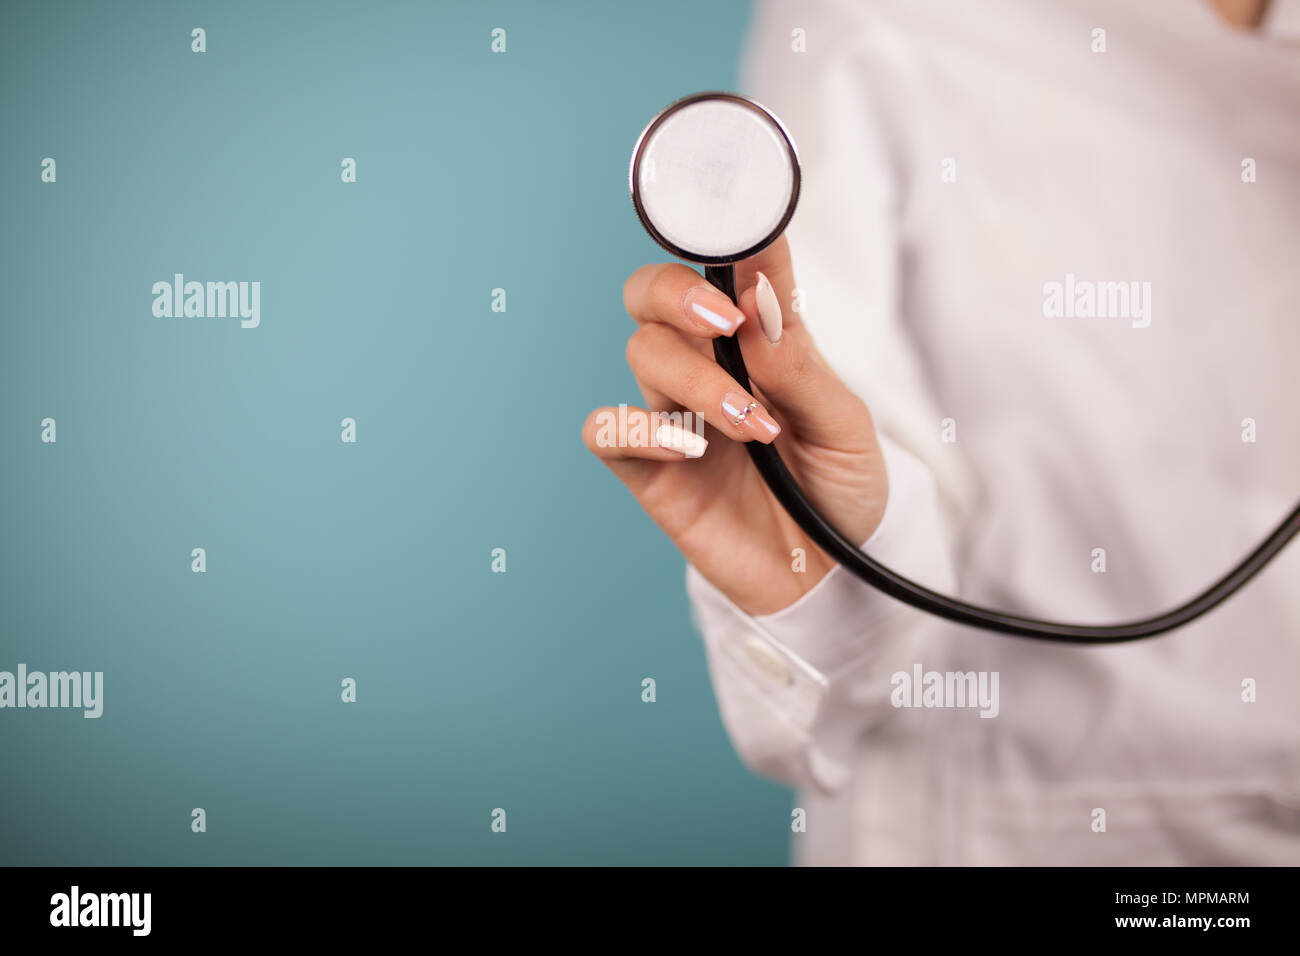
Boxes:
[730,238,872,448]
[734,234,801,337]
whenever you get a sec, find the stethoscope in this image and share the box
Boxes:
[628,91,1300,643]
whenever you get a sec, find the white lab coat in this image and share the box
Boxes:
[686,0,1300,865]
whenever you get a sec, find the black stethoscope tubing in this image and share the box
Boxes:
[705,263,1300,644]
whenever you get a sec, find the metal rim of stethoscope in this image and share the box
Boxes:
[628,91,802,265]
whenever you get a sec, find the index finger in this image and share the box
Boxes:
[622,262,747,340]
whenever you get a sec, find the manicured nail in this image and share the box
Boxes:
[683,286,745,334]
[655,423,708,458]
[721,391,780,441]
[754,271,782,343]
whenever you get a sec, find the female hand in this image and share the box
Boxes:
[582,236,889,616]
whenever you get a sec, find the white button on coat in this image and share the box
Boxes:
[743,637,793,685]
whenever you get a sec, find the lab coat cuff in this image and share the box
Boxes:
[686,431,952,685]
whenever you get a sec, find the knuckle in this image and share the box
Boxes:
[849,393,875,430]
[678,362,715,401]
[624,324,664,371]
[650,264,696,318]
[624,329,644,368]
[784,350,817,386]
[782,336,829,386]
[622,265,653,315]
[647,267,676,310]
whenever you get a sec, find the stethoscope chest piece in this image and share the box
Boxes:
[630,92,800,265]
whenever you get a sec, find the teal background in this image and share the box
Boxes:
[0,0,794,865]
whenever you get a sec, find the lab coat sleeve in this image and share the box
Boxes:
[685,431,957,795]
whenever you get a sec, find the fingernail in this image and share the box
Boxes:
[721,392,781,441]
[683,287,745,334]
[655,423,708,458]
[754,272,783,343]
